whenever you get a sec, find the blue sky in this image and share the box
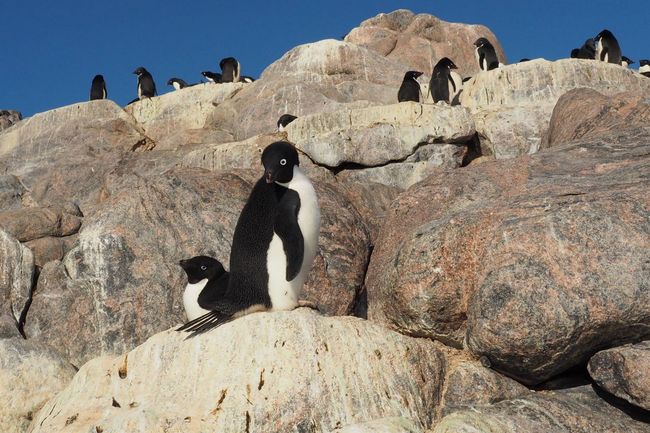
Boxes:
[1,0,648,117]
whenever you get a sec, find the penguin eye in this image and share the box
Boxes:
[280,158,287,166]
[200,265,207,270]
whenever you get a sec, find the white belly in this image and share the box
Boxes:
[268,167,321,311]
[173,82,181,90]
[639,65,650,74]
[183,279,211,321]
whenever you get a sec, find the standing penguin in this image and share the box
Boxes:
[179,256,229,321]
[133,67,157,99]
[201,71,222,83]
[474,38,500,71]
[397,71,423,103]
[220,57,241,82]
[178,141,321,336]
[89,74,107,100]
[595,30,622,64]
[640,60,650,77]
[429,57,458,104]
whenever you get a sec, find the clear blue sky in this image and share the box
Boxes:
[1,0,647,117]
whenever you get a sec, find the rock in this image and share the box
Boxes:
[329,417,421,433]
[432,386,650,433]
[588,341,650,411]
[24,235,77,268]
[345,10,506,77]
[30,310,445,433]
[125,82,246,149]
[0,229,34,327]
[0,338,76,433]
[0,314,21,338]
[366,128,650,384]
[208,39,410,141]
[25,168,370,365]
[286,102,474,168]
[440,360,529,417]
[459,59,650,158]
[0,110,21,131]
[543,89,650,148]
[0,206,82,242]
[0,100,150,212]
[0,174,26,210]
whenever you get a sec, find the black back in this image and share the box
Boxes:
[201,71,222,83]
[475,38,499,71]
[576,38,596,59]
[134,67,156,98]
[596,30,622,64]
[398,71,422,103]
[89,75,106,100]
[167,78,190,88]
[277,114,298,129]
[621,56,634,66]
[220,57,240,82]
[430,58,457,103]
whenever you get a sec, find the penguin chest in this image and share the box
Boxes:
[183,279,211,321]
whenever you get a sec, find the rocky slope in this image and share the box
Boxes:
[0,9,649,433]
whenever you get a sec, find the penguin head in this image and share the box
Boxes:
[404,71,423,81]
[474,38,491,48]
[92,75,104,84]
[133,67,147,76]
[435,58,457,71]
[261,141,299,184]
[595,30,613,42]
[179,256,225,284]
[277,114,297,129]
[621,56,634,65]
[640,60,650,67]
[167,78,176,86]
[219,57,238,70]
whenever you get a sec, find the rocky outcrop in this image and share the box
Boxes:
[125,82,246,149]
[330,417,421,433]
[0,110,21,131]
[29,310,445,433]
[432,386,650,433]
[0,229,34,331]
[588,341,650,411]
[460,59,650,159]
[25,168,370,366]
[0,338,76,433]
[0,206,81,242]
[0,175,27,211]
[367,127,650,384]
[207,39,409,141]
[345,9,506,77]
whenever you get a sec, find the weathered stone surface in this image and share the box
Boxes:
[0,338,76,433]
[30,310,445,433]
[588,341,650,411]
[543,89,650,148]
[24,235,77,268]
[460,59,650,159]
[345,10,506,77]
[125,82,246,149]
[330,417,421,433]
[286,102,474,168]
[26,168,370,365]
[208,39,410,141]
[0,100,150,212]
[0,174,26,210]
[0,229,33,327]
[367,128,650,384]
[432,386,650,433]
[0,110,21,131]
[0,206,82,242]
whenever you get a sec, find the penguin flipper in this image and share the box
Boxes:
[274,189,304,281]
[197,273,229,310]
[176,310,234,336]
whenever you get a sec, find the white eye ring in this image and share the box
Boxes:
[200,265,207,270]
[280,158,287,166]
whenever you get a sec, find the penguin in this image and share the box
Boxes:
[167,78,191,90]
[621,56,634,68]
[429,58,458,104]
[240,75,256,83]
[595,30,622,64]
[640,60,650,77]
[571,38,596,59]
[519,58,531,62]
[570,48,580,58]
[277,114,297,131]
[397,71,423,103]
[201,71,222,83]
[179,256,229,321]
[220,57,241,83]
[474,38,500,71]
[177,141,321,336]
[133,67,157,99]
[89,74,107,100]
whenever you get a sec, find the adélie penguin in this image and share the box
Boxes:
[89,74,107,100]
[397,71,423,103]
[220,57,241,83]
[201,71,222,83]
[621,56,634,68]
[429,57,458,104]
[595,30,622,64]
[474,37,500,71]
[640,60,650,77]
[167,77,191,90]
[133,67,157,99]
[179,256,228,321]
[177,141,321,336]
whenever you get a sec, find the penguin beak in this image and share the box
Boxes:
[265,170,274,183]
[450,63,458,69]
[179,259,188,269]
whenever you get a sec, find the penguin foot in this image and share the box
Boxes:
[297,300,320,311]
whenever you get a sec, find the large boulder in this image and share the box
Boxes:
[125,82,246,149]
[329,417,421,433]
[25,168,370,366]
[0,229,34,330]
[0,338,76,433]
[0,175,27,210]
[0,206,81,242]
[29,310,446,433]
[366,126,650,384]
[432,386,650,433]
[588,341,650,411]
[459,59,650,158]
[208,39,409,141]
[345,10,506,77]
[0,100,151,212]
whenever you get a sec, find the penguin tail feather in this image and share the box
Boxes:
[176,310,234,338]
